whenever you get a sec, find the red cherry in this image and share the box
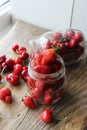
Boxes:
[40,109,53,123]
[13,64,23,75]
[44,94,53,105]
[12,44,19,52]
[1,62,8,71]
[5,59,14,70]
[65,29,75,38]
[20,51,29,60]
[23,66,28,70]
[54,32,62,41]
[6,73,20,86]
[46,39,52,49]
[74,32,83,42]
[5,96,12,103]
[59,43,67,53]
[21,69,28,81]
[18,46,26,54]
[53,60,62,72]
[31,87,42,99]
[23,96,36,108]
[14,57,22,64]
[0,55,6,64]
[69,39,77,48]
[0,87,11,101]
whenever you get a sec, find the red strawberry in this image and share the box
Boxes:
[41,49,57,65]
[33,53,42,66]
[23,96,36,108]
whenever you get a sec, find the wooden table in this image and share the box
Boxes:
[0,20,87,130]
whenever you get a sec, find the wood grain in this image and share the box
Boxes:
[0,20,87,130]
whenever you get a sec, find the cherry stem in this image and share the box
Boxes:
[54,116,68,122]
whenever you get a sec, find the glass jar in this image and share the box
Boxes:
[27,54,65,105]
[42,29,86,65]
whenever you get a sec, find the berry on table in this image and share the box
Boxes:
[13,64,23,75]
[23,96,36,108]
[40,109,53,123]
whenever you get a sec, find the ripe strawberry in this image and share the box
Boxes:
[23,96,36,108]
[33,65,53,74]
[41,49,57,65]
[40,109,53,123]
[13,64,23,75]
[6,73,20,86]
[33,53,42,66]
[44,94,53,105]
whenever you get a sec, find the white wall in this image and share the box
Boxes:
[12,0,87,39]
[12,0,73,31]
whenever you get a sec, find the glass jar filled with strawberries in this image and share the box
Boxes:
[27,48,65,105]
[42,29,85,65]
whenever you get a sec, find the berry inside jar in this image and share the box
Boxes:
[27,49,65,105]
[43,29,85,65]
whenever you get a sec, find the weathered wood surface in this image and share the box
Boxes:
[0,20,87,130]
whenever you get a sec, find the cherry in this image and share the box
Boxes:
[5,59,14,70]
[59,43,67,53]
[44,94,53,105]
[14,57,22,64]
[46,39,52,49]
[27,76,35,89]
[13,64,23,75]
[5,96,12,103]
[23,66,28,70]
[18,46,26,54]
[74,32,83,42]
[0,55,6,64]
[65,29,75,38]
[21,69,28,81]
[6,73,20,86]
[12,44,19,52]
[54,32,62,41]
[20,51,29,60]
[40,109,53,123]
[69,39,77,49]
[0,87,12,102]
[23,96,36,108]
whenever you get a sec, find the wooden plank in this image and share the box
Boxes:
[0,20,87,130]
